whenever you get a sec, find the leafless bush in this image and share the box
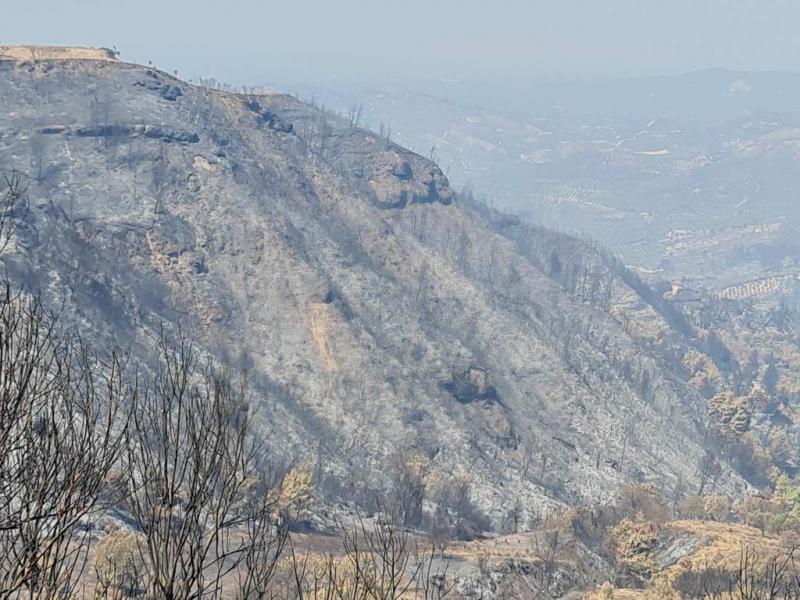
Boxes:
[288,509,452,600]
[428,476,491,541]
[0,284,131,598]
[123,333,288,600]
[0,171,27,253]
[347,103,363,129]
[390,456,427,529]
[692,545,800,600]
[616,484,670,522]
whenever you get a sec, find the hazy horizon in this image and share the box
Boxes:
[4,0,800,86]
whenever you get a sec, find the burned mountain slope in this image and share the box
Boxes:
[0,52,755,528]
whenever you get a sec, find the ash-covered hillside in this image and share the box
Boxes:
[1,49,798,531]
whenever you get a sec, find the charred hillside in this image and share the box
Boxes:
[2,51,798,531]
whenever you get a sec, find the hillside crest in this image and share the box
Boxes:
[0,44,120,62]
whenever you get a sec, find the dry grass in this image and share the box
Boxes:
[582,520,784,598]
[662,519,784,578]
[447,531,550,561]
[0,45,119,62]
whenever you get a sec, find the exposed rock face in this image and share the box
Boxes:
[134,70,183,101]
[445,366,498,404]
[0,53,771,528]
[663,284,702,304]
[363,149,454,208]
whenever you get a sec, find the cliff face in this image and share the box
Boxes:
[0,53,764,526]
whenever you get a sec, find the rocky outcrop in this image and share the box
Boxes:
[445,366,498,404]
[73,124,199,143]
[241,93,455,209]
[245,100,295,133]
[363,149,454,208]
[133,70,183,101]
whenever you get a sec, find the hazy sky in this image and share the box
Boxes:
[4,0,800,84]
